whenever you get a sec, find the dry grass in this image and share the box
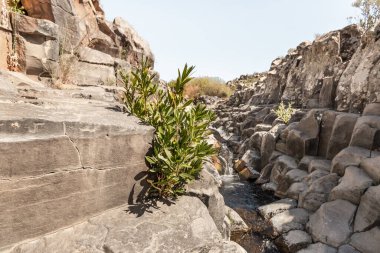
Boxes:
[183,77,233,99]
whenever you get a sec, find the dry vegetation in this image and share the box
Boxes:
[182,77,234,99]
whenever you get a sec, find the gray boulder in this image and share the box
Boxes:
[307,199,357,247]
[270,208,309,236]
[275,230,312,253]
[354,185,380,232]
[350,226,380,253]
[299,174,340,212]
[329,166,373,205]
[331,146,371,176]
[258,198,298,220]
[361,156,380,184]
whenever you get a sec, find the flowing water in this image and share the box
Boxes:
[220,175,280,253]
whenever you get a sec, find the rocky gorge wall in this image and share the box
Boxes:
[212,23,380,253]
[228,24,380,113]
[0,0,154,85]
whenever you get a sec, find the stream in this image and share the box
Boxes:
[220,174,280,253]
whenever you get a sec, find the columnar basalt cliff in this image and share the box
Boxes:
[213,23,380,253]
[228,24,379,113]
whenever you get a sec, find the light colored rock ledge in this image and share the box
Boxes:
[1,196,246,253]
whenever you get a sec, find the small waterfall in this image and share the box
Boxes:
[219,143,234,176]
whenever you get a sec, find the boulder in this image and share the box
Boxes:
[307,199,357,247]
[287,182,308,200]
[270,155,298,185]
[299,174,340,212]
[350,226,380,253]
[298,156,324,171]
[239,167,261,181]
[225,206,249,233]
[276,169,308,197]
[329,166,373,205]
[297,243,337,253]
[354,185,380,232]
[186,169,226,235]
[338,245,360,253]
[363,103,380,116]
[235,150,261,172]
[258,198,297,220]
[270,208,309,236]
[256,163,274,185]
[331,146,371,176]
[275,230,312,253]
[250,131,267,150]
[286,110,324,159]
[326,113,359,159]
[350,116,380,150]
[304,169,330,186]
[361,156,380,184]
[308,159,331,173]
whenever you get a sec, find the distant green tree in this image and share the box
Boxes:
[350,0,380,30]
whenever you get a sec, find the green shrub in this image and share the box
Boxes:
[122,60,216,197]
[182,76,233,99]
[8,0,25,14]
[273,101,294,124]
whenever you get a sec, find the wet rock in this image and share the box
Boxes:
[299,174,340,212]
[331,146,371,176]
[329,166,373,205]
[297,243,337,253]
[350,226,380,253]
[239,167,261,181]
[235,150,261,172]
[326,113,359,159]
[275,230,312,253]
[307,199,357,247]
[256,163,274,185]
[225,206,249,233]
[354,185,380,232]
[262,182,278,193]
[270,208,309,236]
[258,198,297,220]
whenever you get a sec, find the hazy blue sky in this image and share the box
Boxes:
[102,1,359,81]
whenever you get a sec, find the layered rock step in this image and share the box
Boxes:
[0,71,155,250]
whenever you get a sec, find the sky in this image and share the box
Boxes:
[102,1,359,82]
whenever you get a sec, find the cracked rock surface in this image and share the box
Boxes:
[3,196,246,253]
